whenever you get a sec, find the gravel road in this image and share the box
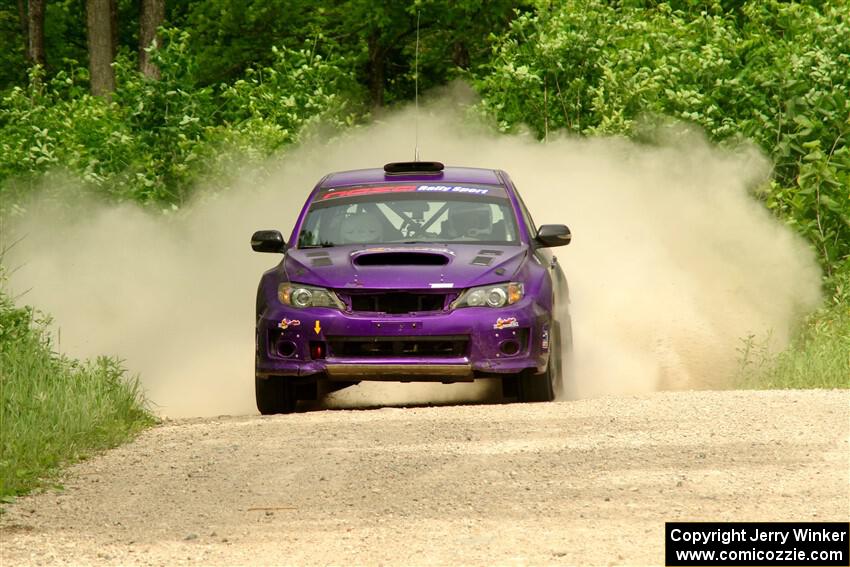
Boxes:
[1,389,848,566]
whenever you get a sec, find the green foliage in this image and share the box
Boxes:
[474,0,850,279]
[0,0,524,106]
[177,0,525,104]
[737,266,850,389]
[0,263,153,498]
[213,44,364,152]
[0,0,27,89]
[0,0,153,92]
[0,30,366,207]
[178,0,335,86]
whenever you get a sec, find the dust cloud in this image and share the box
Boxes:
[6,100,823,416]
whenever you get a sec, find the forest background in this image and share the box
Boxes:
[1,0,848,498]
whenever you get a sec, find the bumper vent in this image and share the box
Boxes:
[328,335,468,358]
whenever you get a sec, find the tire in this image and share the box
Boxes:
[517,321,561,403]
[558,315,576,399]
[255,375,297,415]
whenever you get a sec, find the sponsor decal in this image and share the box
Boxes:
[493,317,519,330]
[541,327,550,351]
[278,318,301,330]
[320,185,416,201]
[416,185,490,195]
[429,283,454,288]
[314,320,322,335]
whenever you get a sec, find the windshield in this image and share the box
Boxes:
[298,185,519,247]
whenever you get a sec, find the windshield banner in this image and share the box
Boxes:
[320,184,495,201]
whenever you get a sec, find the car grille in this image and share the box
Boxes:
[343,292,449,314]
[328,335,469,358]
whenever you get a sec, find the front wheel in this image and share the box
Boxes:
[516,321,562,403]
[255,375,297,415]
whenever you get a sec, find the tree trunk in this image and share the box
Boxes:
[17,0,29,61]
[27,0,45,65]
[86,0,116,96]
[139,0,165,79]
[367,31,385,107]
[110,0,118,58]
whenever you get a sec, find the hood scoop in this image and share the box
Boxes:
[353,252,450,267]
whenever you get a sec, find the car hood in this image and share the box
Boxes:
[284,243,528,290]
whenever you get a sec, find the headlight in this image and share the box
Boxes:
[452,283,524,309]
[278,283,344,310]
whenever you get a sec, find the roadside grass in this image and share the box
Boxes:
[0,277,154,500]
[737,273,850,390]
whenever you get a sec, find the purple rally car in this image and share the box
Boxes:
[251,161,572,414]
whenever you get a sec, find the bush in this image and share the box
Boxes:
[737,265,850,388]
[474,0,849,281]
[0,262,154,498]
[0,29,367,209]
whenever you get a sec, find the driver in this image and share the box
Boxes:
[338,212,383,243]
[441,202,493,240]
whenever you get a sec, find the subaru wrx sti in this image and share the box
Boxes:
[252,161,572,414]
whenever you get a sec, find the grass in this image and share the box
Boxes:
[0,277,154,500]
[737,273,850,390]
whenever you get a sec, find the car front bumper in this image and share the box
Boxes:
[256,297,551,381]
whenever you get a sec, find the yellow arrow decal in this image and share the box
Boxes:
[314,320,321,335]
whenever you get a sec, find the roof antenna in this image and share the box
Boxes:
[413,9,421,162]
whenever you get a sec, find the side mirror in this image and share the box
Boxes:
[535,224,571,247]
[251,230,287,253]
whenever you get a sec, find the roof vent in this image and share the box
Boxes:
[383,161,444,175]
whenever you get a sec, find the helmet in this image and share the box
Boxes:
[444,202,493,239]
